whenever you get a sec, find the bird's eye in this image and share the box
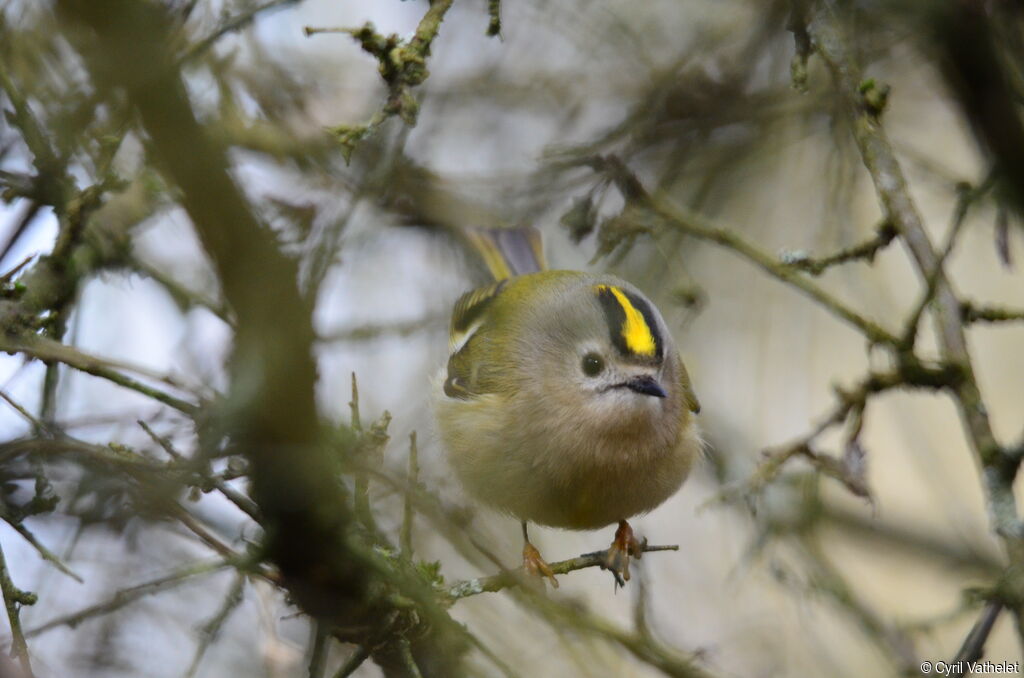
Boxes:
[581,352,605,377]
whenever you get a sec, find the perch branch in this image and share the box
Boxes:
[446,543,679,600]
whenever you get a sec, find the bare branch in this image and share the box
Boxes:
[4,521,82,584]
[961,303,1024,325]
[182,0,301,64]
[184,573,247,678]
[779,220,897,276]
[0,335,200,415]
[26,559,229,638]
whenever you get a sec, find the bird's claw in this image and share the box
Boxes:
[602,520,645,588]
[523,541,559,589]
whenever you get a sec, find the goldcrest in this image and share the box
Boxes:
[435,228,700,585]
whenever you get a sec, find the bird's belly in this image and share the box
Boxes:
[436,389,698,531]
[524,434,695,529]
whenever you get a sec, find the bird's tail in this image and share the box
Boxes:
[462,226,547,280]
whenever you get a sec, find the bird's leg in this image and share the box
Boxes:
[603,519,646,587]
[521,521,558,588]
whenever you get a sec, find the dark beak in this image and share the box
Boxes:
[624,375,666,398]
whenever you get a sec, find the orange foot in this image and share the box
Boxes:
[522,540,558,588]
[602,519,646,587]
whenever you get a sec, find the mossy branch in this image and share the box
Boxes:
[306,0,455,160]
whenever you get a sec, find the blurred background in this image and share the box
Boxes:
[1,0,1023,676]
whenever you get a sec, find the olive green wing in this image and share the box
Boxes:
[444,280,508,399]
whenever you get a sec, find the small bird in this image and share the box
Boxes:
[435,227,701,586]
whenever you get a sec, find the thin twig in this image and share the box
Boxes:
[899,181,984,349]
[332,645,370,678]
[170,505,243,562]
[401,432,418,560]
[519,587,716,678]
[184,573,246,678]
[348,372,361,433]
[0,335,199,415]
[487,0,501,37]
[133,260,231,325]
[950,601,1003,669]
[350,400,391,536]
[5,521,83,583]
[798,538,919,673]
[317,315,442,343]
[0,539,35,676]
[307,621,329,678]
[181,0,300,64]
[0,253,36,282]
[780,220,897,276]
[26,559,229,637]
[397,638,424,678]
[138,421,261,521]
[462,631,518,678]
[0,391,46,431]
[961,303,1024,324]
[709,360,960,506]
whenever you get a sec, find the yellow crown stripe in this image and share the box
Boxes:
[598,285,657,357]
